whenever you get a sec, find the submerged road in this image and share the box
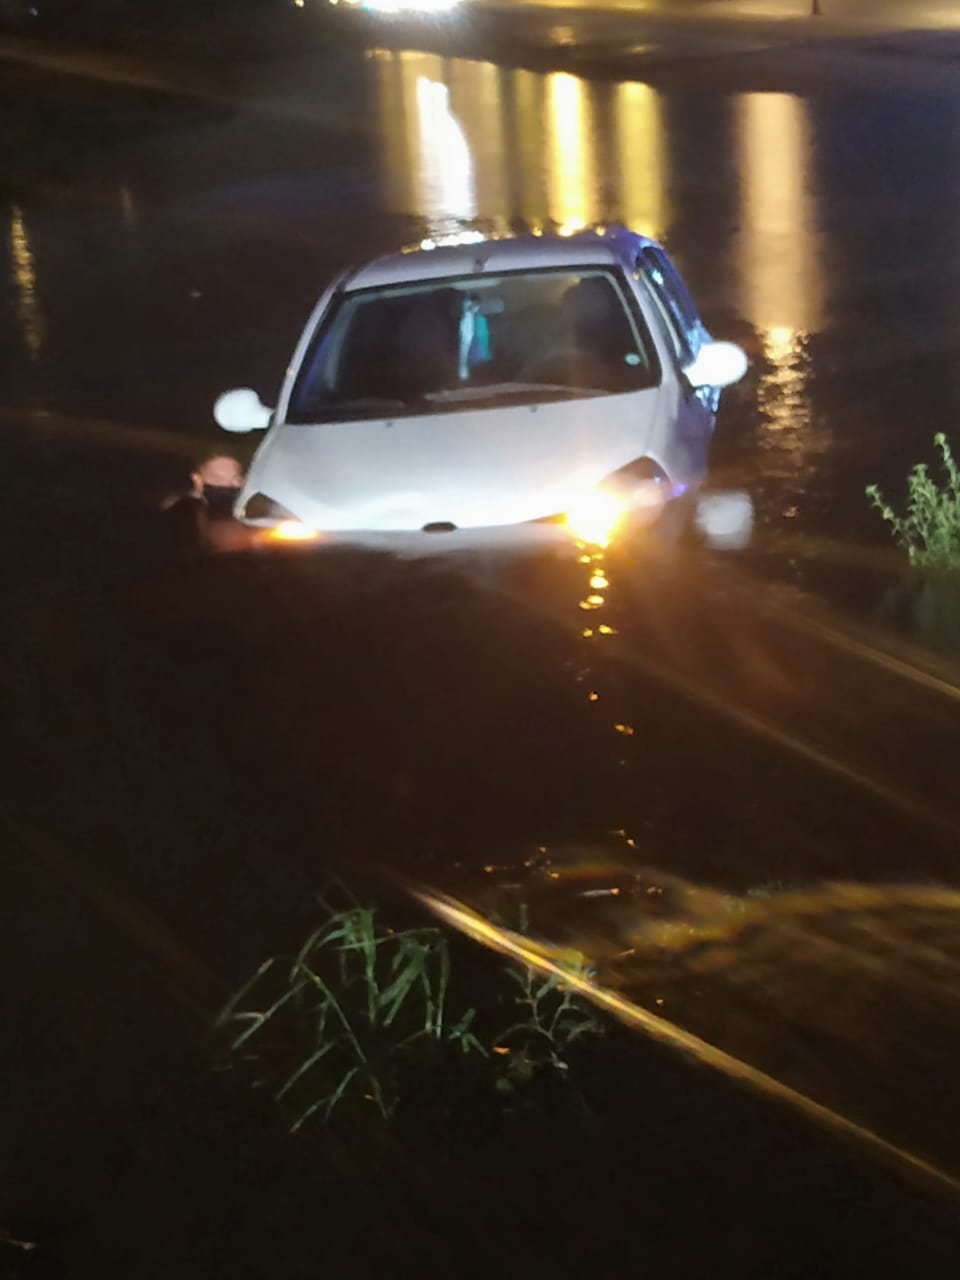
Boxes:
[4,21,960,1274]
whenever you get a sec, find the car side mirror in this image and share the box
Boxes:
[683,341,749,390]
[213,388,272,433]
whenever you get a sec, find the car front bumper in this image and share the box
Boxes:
[210,493,673,558]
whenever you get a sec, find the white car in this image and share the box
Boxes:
[215,228,749,553]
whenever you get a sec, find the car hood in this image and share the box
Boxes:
[242,387,666,531]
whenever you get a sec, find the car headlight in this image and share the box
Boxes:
[266,520,319,543]
[565,491,626,547]
[241,492,318,542]
[565,458,671,546]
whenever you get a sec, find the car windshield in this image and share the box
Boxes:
[286,267,658,423]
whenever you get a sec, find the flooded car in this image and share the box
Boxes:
[214,228,750,553]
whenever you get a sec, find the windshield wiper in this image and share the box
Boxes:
[426,382,606,404]
[306,396,426,419]
[505,382,608,397]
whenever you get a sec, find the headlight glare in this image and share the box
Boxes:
[266,520,319,543]
[565,458,672,545]
[242,492,318,543]
[565,491,626,547]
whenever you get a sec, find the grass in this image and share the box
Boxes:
[216,885,602,1129]
[217,886,484,1127]
[491,901,600,1092]
[867,434,960,571]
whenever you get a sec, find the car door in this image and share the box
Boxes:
[634,245,715,487]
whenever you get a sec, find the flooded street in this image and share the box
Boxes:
[5,17,960,1274]
[6,47,960,542]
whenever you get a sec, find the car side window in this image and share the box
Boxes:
[636,247,699,363]
[635,271,685,367]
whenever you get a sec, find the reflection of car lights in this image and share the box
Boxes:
[565,491,626,547]
[695,491,755,550]
[265,520,319,543]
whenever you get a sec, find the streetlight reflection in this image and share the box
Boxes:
[372,50,477,232]
[738,92,822,340]
[615,82,667,242]
[370,53,668,238]
[546,72,597,233]
[9,206,45,361]
[414,75,477,229]
[119,185,138,231]
[737,92,827,507]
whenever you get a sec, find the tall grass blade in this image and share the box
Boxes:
[275,1043,335,1102]
[216,957,276,1027]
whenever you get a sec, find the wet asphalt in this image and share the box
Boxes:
[4,13,960,1274]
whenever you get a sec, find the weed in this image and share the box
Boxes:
[218,892,603,1127]
[216,885,485,1128]
[492,903,601,1092]
[867,434,960,570]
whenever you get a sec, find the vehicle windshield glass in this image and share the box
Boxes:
[287,267,658,422]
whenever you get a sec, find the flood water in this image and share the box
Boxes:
[4,47,960,545]
[6,30,960,1271]
[445,861,960,1184]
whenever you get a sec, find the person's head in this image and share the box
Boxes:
[197,455,244,489]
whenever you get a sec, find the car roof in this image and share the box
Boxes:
[342,226,659,293]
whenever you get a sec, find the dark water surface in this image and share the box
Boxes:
[4,48,960,543]
[5,35,960,1275]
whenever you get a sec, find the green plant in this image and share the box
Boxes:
[217,888,485,1128]
[493,904,601,1090]
[867,434,960,569]
[218,892,605,1128]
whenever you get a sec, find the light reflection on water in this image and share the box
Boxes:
[8,205,45,360]
[414,75,477,224]
[545,72,595,234]
[3,58,831,526]
[614,81,666,244]
[368,50,667,239]
[119,185,138,232]
[736,93,827,518]
[737,93,822,337]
